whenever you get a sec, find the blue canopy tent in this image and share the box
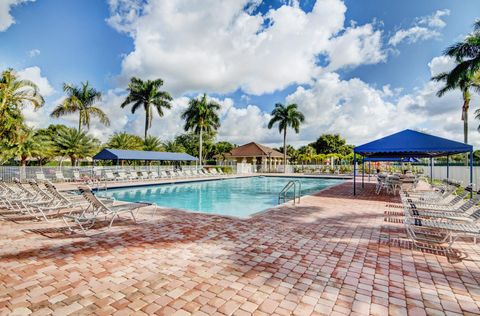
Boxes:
[93,148,198,162]
[353,129,473,195]
[364,157,419,162]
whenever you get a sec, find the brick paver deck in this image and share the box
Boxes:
[1,181,480,315]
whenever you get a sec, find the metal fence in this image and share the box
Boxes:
[417,165,480,187]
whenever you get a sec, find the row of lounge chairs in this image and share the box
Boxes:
[400,179,480,254]
[0,178,156,235]
[34,168,228,183]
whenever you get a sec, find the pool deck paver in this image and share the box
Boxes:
[0,181,480,315]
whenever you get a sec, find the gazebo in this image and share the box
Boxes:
[93,149,198,163]
[353,129,473,195]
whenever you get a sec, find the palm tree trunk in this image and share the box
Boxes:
[145,106,149,141]
[78,114,82,132]
[463,91,470,166]
[283,128,287,173]
[199,128,203,166]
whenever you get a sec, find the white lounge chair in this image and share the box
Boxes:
[63,186,155,235]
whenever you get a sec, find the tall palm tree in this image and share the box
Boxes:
[433,20,480,144]
[181,94,220,166]
[121,77,172,140]
[268,103,305,173]
[0,69,44,142]
[50,82,110,132]
[432,70,480,144]
[54,127,98,166]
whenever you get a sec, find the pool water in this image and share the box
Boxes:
[97,176,343,217]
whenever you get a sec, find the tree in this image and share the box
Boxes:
[309,134,353,155]
[121,77,172,140]
[267,103,305,172]
[212,141,235,161]
[107,132,144,150]
[433,70,480,145]
[181,94,221,165]
[276,145,299,163]
[0,68,44,144]
[432,20,480,144]
[50,82,110,132]
[143,136,164,151]
[0,127,50,166]
[54,127,98,166]
[163,140,186,153]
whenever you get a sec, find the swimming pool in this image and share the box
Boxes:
[97,176,344,217]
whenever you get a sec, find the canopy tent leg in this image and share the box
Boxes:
[447,155,449,181]
[362,156,364,188]
[430,157,433,184]
[368,161,371,181]
[353,153,357,195]
[470,150,473,198]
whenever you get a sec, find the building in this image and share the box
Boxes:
[224,142,288,172]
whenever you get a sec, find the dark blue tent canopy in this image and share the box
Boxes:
[93,149,198,161]
[364,157,419,162]
[354,129,472,158]
[353,129,473,195]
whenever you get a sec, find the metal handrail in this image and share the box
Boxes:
[278,180,301,205]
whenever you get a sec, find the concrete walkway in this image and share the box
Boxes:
[0,181,479,315]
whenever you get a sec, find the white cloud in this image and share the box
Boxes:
[0,0,35,32]
[108,0,386,96]
[388,9,449,46]
[17,66,54,96]
[417,9,450,29]
[28,48,40,58]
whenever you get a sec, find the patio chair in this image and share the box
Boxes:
[404,216,480,253]
[160,170,171,179]
[72,171,83,182]
[149,171,160,180]
[403,186,474,212]
[63,186,155,235]
[116,171,130,181]
[54,171,69,182]
[35,171,48,182]
[104,171,117,181]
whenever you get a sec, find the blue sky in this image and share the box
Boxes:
[1,0,479,146]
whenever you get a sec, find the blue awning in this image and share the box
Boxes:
[93,148,198,161]
[354,129,472,158]
[364,157,419,162]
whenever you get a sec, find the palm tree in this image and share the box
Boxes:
[163,140,186,153]
[50,82,110,132]
[181,94,220,166]
[268,103,305,173]
[433,20,480,144]
[107,132,144,150]
[121,77,172,140]
[54,127,98,166]
[2,127,46,166]
[0,69,44,142]
[143,136,164,151]
[432,70,480,144]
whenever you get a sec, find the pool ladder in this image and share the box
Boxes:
[278,180,301,205]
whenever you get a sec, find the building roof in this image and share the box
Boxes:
[93,148,198,161]
[354,129,472,158]
[228,142,287,158]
